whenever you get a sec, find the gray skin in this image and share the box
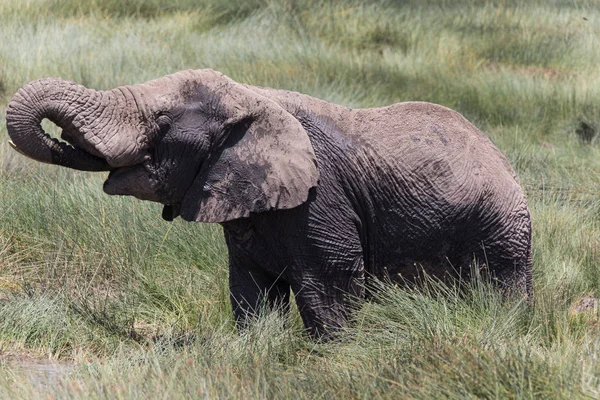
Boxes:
[6,69,532,337]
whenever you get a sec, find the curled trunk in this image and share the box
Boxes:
[6,78,111,171]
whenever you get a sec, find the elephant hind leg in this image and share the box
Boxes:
[475,205,533,299]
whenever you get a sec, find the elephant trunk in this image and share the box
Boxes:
[6,78,111,171]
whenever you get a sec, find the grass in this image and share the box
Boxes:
[1,0,600,397]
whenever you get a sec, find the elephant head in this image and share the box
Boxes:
[6,69,319,222]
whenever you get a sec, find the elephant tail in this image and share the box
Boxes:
[525,219,534,302]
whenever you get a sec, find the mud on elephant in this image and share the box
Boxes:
[6,69,532,337]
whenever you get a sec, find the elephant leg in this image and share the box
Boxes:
[481,238,532,299]
[476,205,533,299]
[291,256,365,339]
[229,257,291,330]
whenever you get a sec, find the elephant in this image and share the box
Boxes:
[5,69,532,337]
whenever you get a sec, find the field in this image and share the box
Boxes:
[1,0,600,398]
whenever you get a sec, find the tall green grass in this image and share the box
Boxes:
[1,0,600,398]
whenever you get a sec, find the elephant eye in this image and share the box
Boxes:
[156,114,172,134]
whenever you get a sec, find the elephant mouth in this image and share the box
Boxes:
[104,165,137,187]
[103,163,154,197]
[104,164,182,221]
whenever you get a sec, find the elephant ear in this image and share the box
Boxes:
[179,71,319,223]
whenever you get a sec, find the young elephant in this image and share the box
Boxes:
[6,69,532,337]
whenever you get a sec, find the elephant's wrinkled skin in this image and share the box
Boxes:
[6,69,532,337]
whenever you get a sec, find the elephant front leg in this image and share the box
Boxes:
[223,220,291,330]
[229,259,291,330]
[292,258,365,339]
